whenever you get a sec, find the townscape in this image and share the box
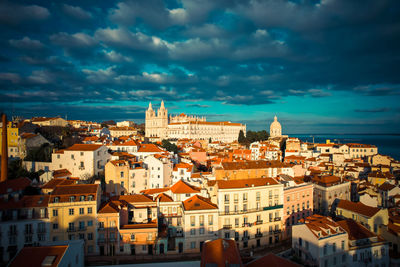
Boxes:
[0,101,399,266]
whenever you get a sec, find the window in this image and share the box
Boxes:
[353,254,357,262]
[224,194,229,203]
[53,223,58,229]
[235,218,239,227]
[243,203,247,211]
[305,241,309,250]
[87,207,92,214]
[120,171,124,178]
[324,244,327,255]
[79,233,85,240]
[225,205,229,214]
[53,209,58,217]
[131,234,135,241]
[256,192,260,201]
[199,228,205,235]
[208,215,213,225]
[190,216,195,227]
[333,242,336,252]
[342,254,346,263]
[79,221,85,230]
[69,196,75,202]
[87,220,93,227]
[299,238,302,246]
[69,222,74,231]
[80,195,85,201]
[199,215,204,226]
[341,240,345,250]
[88,195,94,201]
[88,246,93,254]
[88,233,93,240]
[243,193,248,202]
[69,208,74,215]
[208,227,213,234]
[190,242,196,249]
[225,232,230,238]
[54,197,59,203]
[80,152,84,156]
[79,208,84,215]
[190,229,196,235]
[80,162,84,168]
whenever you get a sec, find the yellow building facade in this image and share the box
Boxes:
[0,122,18,156]
[48,184,101,255]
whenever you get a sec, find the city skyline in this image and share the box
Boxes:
[1,1,400,133]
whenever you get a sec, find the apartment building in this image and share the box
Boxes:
[97,201,122,256]
[292,215,348,267]
[335,199,388,235]
[280,176,313,239]
[171,163,193,184]
[337,219,389,267]
[48,184,101,255]
[312,175,350,215]
[51,144,111,179]
[0,195,50,263]
[182,195,219,253]
[208,178,284,249]
[144,155,173,188]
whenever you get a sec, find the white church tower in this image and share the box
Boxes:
[145,100,168,139]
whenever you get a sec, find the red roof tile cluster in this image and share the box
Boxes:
[113,194,154,203]
[302,214,345,239]
[155,193,174,202]
[9,245,68,267]
[138,144,164,153]
[200,239,243,267]
[0,177,31,194]
[183,195,218,211]
[50,184,98,202]
[336,219,376,240]
[337,199,381,218]
[170,180,201,194]
[215,178,278,189]
[52,169,72,178]
[246,253,300,267]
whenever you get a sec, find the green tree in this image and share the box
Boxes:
[238,130,246,144]
[161,140,178,154]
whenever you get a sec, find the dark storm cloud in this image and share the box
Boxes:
[0,0,399,123]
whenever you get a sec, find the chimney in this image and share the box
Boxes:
[1,113,8,182]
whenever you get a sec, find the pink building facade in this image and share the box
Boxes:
[282,181,313,239]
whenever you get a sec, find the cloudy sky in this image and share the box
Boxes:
[1,0,400,133]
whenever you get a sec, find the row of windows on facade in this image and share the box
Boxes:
[222,213,279,227]
[286,210,311,226]
[224,200,280,213]
[53,195,95,203]
[57,161,103,169]
[52,220,94,231]
[51,207,93,216]
[223,191,280,203]
[286,201,310,214]
[4,223,46,235]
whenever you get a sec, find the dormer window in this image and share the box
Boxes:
[80,196,85,201]
[54,197,59,203]
[327,229,330,234]
[318,232,321,237]
[69,196,75,202]
[88,195,94,201]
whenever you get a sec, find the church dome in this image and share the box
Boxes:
[269,116,282,137]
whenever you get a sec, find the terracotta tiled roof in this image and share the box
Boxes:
[302,214,345,239]
[221,160,283,170]
[336,219,376,240]
[337,199,381,218]
[183,195,218,211]
[312,175,342,186]
[173,162,193,172]
[121,140,140,146]
[0,177,31,194]
[98,201,120,213]
[140,188,170,195]
[156,193,173,202]
[170,180,201,194]
[52,169,72,178]
[64,144,103,151]
[50,184,98,202]
[246,253,300,267]
[110,160,128,166]
[20,195,50,208]
[113,194,154,203]
[9,245,68,267]
[138,144,165,153]
[215,178,278,189]
[200,239,243,267]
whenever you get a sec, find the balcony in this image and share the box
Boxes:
[242,223,252,227]
[274,230,282,234]
[37,228,46,234]
[97,238,106,243]
[67,228,76,232]
[242,236,249,241]
[223,225,232,229]
[274,217,281,221]
[255,220,263,225]
[24,230,34,235]
[263,204,284,211]
[255,233,263,238]
[78,227,87,231]
[219,207,264,216]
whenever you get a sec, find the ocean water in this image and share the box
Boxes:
[291,134,400,161]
